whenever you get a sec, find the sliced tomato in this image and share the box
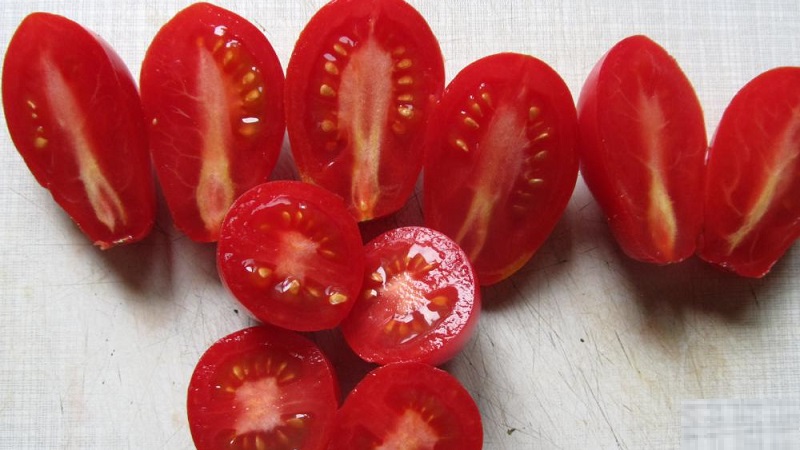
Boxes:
[423,53,578,285]
[577,35,708,264]
[2,13,155,249]
[140,2,285,242]
[216,181,365,331]
[328,362,483,449]
[340,226,480,366]
[698,67,800,277]
[285,0,444,221]
[187,326,339,450]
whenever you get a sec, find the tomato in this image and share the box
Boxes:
[187,326,339,450]
[698,67,800,278]
[217,181,365,331]
[140,2,285,242]
[577,35,707,264]
[328,362,483,449]
[2,13,155,249]
[285,0,445,221]
[423,53,579,285]
[340,226,479,366]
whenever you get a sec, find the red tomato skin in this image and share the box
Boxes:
[423,52,579,285]
[2,13,155,249]
[140,2,285,242]
[577,35,707,264]
[698,67,800,278]
[286,0,445,222]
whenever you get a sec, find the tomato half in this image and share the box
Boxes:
[328,362,483,449]
[285,0,445,221]
[2,13,155,249]
[140,2,285,242]
[423,53,579,285]
[187,326,339,450]
[341,226,480,366]
[577,35,707,264]
[217,181,365,331]
[698,67,800,278]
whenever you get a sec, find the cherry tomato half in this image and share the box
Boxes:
[423,53,579,285]
[140,2,285,242]
[187,326,339,450]
[577,35,708,264]
[286,0,445,221]
[698,67,800,277]
[2,13,155,249]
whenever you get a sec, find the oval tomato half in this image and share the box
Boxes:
[187,326,339,450]
[140,2,285,242]
[577,35,708,264]
[286,0,445,221]
[423,53,579,285]
[698,67,800,277]
[2,13,155,249]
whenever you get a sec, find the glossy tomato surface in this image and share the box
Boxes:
[187,326,339,450]
[217,181,365,331]
[577,35,707,264]
[698,67,800,278]
[423,53,578,285]
[2,13,155,249]
[286,0,444,221]
[328,362,483,449]
[140,2,285,242]
[341,226,480,366]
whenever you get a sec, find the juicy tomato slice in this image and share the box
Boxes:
[577,35,708,264]
[187,326,339,450]
[140,2,285,242]
[2,13,155,249]
[340,226,480,366]
[217,181,365,331]
[285,0,445,221]
[423,53,579,285]
[328,362,483,450]
[698,67,800,277]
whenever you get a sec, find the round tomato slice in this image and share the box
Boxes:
[286,0,445,221]
[341,226,479,366]
[698,67,800,278]
[329,362,483,449]
[2,13,155,249]
[140,2,285,242]
[217,181,365,331]
[423,52,579,285]
[577,35,707,264]
[187,326,339,450]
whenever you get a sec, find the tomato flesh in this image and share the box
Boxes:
[286,0,444,221]
[140,2,285,242]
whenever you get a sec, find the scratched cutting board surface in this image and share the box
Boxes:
[1,1,799,449]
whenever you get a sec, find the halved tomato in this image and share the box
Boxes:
[423,52,579,285]
[2,13,155,249]
[187,326,339,450]
[698,67,800,277]
[577,35,707,264]
[285,0,445,221]
[140,2,285,242]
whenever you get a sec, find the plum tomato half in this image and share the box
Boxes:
[140,2,285,242]
[423,52,579,285]
[328,362,483,449]
[698,67,800,278]
[187,326,339,450]
[2,13,156,249]
[286,0,445,221]
[216,181,365,332]
[340,226,480,366]
[577,35,708,264]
